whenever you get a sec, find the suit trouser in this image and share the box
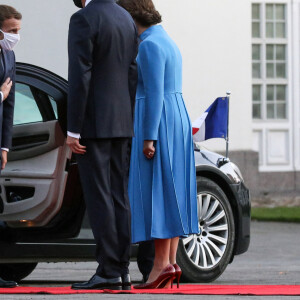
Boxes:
[76,138,131,278]
[137,241,155,278]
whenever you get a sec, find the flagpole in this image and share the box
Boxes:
[225,91,231,159]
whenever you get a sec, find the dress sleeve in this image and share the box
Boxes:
[139,40,165,141]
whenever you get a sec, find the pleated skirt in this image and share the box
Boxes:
[128,92,199,243]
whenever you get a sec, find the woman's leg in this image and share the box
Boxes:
[147,239,171,283]
[170,237,179,264]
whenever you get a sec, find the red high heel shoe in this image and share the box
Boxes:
[173,263,182,288]
[134,264,176,289]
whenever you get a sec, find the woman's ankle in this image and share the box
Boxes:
[153,260,170,271]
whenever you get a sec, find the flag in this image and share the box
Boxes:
[192,97,229,143]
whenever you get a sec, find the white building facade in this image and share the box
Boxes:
[5,0,300,203]
[251,0,300,174]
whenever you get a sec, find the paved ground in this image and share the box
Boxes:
[0,221,299,299]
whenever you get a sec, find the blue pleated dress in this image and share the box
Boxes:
[129,25,199,244]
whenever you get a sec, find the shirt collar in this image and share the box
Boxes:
[86,0,92,6]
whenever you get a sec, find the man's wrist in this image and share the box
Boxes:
[67,131,81,139]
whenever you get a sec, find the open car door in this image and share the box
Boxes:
[0,63,84,239]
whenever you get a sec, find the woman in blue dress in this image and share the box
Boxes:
[118,0,199,289]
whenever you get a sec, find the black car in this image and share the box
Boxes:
[0,63,250,283]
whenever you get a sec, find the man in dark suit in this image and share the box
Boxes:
[67,0,138,290]
[0,4,21,288]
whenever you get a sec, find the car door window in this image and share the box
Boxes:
[14,83,58,126]
[14,83,43,125]
[49,96,58,119]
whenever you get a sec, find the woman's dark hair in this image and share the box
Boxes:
[118,0,162,27]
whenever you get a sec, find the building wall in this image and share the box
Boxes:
[8,0,253,153]
[7,0,76,78]
[251,0,297,173]
[247,0,300,205]
[154,0,253,152]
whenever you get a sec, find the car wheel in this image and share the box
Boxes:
[177,176,235,283]
[0,263,38,282]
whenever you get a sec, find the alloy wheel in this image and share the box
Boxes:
[182,192,229,270]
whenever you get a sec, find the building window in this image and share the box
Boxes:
[252,84,262,118]
[252,4,261,38]
[252,3,288,120]
[266,85,287,119]
[266,44,286,78]
[252,44,261,78]
[265,4,286,38]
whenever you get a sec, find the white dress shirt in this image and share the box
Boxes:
[86,0,93,6]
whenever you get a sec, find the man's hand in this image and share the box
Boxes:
[143,140,155,159]
[1,150,8,170]
[66,136,86,154]
[1,78,13,101]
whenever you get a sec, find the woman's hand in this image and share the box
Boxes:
[143,140,155,159]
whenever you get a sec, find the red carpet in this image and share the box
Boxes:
[0,285,300,295]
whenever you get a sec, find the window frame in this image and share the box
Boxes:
[252,2,289,121]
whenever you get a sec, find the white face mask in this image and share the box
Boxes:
[0,30,20,51]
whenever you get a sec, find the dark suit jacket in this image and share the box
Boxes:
[68,0,138,138]
[0,49,15,149]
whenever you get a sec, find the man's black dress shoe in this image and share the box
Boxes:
[71,275,122,290]
[121,274,131,290]
[0,277,18,288]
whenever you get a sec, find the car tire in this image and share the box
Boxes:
[0,263,38,282]
[177,176,235,283]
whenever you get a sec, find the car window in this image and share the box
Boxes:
[49,96,58,119]
[14,83,58,126]
[14,83,43,125]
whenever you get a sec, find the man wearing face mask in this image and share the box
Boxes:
[68,0,137,291]
[0,4,21,288]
